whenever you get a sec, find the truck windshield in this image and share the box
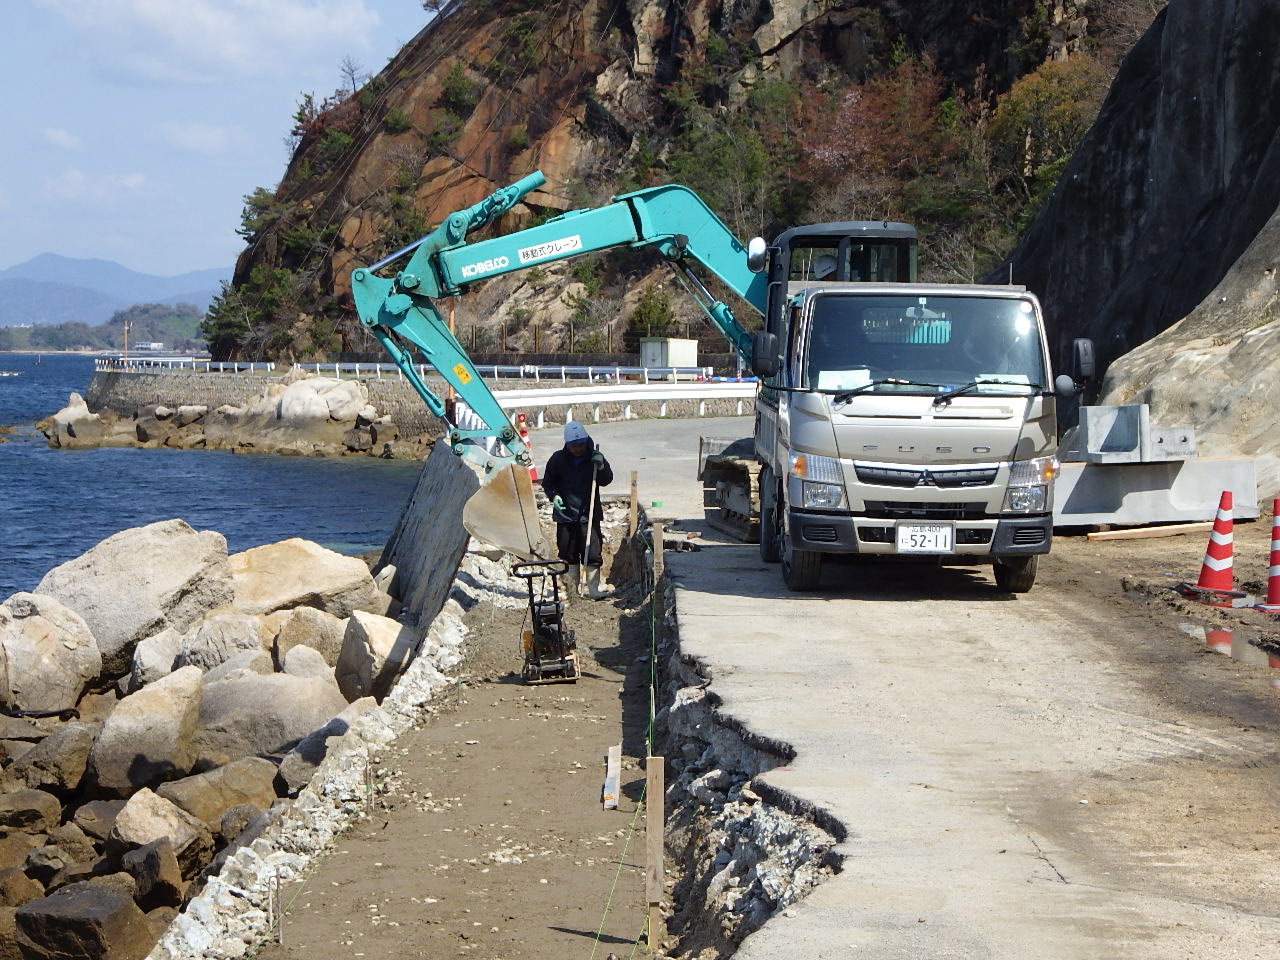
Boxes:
[803,294,1045,395]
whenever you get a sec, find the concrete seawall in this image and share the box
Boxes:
[84,369,752,443]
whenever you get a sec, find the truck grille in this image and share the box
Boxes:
[863,501,988,521]
[855,465,999,488]
[1012,527,1047,545]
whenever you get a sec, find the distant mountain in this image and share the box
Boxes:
[0,254,229,327]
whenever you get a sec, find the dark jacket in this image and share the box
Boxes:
[542,438,613,524]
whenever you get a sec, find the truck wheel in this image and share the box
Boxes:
[781,508,822,591]
[994,556,1037,593]
[758,467,780,563]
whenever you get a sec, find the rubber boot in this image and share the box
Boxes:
[584,565,612,600]
[563,564,581,603]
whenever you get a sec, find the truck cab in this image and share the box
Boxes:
[754,235,1059,592]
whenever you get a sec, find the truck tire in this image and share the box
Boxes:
[994,556,1037,593]
[781,507,822,591]
[758,467,780,563]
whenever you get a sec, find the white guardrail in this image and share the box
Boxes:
[492,382,757,427]
[94,356,720,384]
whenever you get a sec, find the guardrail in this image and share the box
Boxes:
[93,356,717,383]
[492,381,757,427]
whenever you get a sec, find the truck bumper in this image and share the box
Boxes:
[789,510,1053,557]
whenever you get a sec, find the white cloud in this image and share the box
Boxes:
[157,121,251,154]
[38,0,382,84]
[41,127,83,150]
[41,168,149,206]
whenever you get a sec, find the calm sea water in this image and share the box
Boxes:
[0,352,423,598]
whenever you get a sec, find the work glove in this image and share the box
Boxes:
[591,451,604,466]
[552,495,565,510]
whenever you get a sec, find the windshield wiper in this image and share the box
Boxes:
[932,379,1042,407]
[831,378,944,404]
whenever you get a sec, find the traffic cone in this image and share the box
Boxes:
[1176,491,1245,607]
[1254,499,1280,612]
[515,413,538,484]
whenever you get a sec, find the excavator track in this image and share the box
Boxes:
[699,437,761,543]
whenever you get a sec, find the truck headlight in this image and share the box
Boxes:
[791,452,845,509]
[803,482,844,509]
[1003,456,1057,513]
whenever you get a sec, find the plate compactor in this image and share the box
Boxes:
[513,560,579,684]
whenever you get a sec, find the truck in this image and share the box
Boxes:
[351,171,1094,592]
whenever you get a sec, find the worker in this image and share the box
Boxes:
[542,420,614,599]
[814,254,837,280]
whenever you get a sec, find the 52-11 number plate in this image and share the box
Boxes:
[896,523,954,554]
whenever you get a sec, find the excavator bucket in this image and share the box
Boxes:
[462,463,550,561]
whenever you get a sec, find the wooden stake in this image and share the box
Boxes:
[646,755,665,948]
[653,522,665,582]
[1086,520,1215,542]
[602,744,621,810]
[629,470,639,537]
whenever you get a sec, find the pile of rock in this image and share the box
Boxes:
[40,375,429,459]
[0,519,439,959]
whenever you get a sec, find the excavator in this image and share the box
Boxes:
[353,171,1084,593]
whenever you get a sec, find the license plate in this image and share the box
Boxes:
[896,523,954,554]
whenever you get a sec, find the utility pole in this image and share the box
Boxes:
[122,319,132,361]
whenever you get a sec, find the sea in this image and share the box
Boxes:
[0,352,423,599]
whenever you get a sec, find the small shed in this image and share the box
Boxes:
[639,337,698,369]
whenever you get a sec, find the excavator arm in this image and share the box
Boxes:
[351,170,767,558]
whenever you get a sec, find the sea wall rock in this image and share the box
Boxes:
[174,614,263,672]
[272,607,347,668]
[107,790,214,880]
[89,667,203,797]
[0,594,102,713]
[230,539,388,618]
[193,674,348,767]
[15,882,154,960]
[154,758,279,831]
[3,722,99,796]
[35,520,234,678]
[334,612,418,702]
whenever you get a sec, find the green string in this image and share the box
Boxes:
[587,779,648,960]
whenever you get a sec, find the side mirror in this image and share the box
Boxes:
[751,331,780,378]
[746,237,768,274]
[1054,374,1079,398]
[1072,337,1095,381]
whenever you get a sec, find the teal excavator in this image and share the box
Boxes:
[351,170,919,563]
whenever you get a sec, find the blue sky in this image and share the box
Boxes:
[4,0,429,277]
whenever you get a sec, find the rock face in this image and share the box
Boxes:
[35,520,234,678]
[0,594,101,713]
[89,667,202,797]
[998,0,1280,397]
[230,539,387,618]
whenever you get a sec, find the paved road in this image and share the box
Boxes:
[548,417,1280,959]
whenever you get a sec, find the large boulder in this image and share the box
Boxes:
[193,673,348,767]
[119,839,184,911]
[106,789,213,880]
[282,645,332,681]
[0,594,101,713]
[0,791,60,834]
[173,613,262,672]
[335,611,419,702]
[72,801,125,843]
[276,697,379,796]
[273,606,347,667]
[15,881,153,960]
[201,649,273,684]
[44,393,105,449]
[88,667,202,797]
[35,520,234,678]
[4,722,100,796]
[154,757,278,830]
[125,629,181,693]
[230,539,388,618]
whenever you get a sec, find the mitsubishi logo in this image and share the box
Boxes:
[915,471,936,487]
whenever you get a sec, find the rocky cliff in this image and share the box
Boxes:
[216,0,1094,359]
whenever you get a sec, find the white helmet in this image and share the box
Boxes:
[814,255,837,280]
[564,420,589,443]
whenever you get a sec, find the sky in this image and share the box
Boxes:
[3,0,430,277]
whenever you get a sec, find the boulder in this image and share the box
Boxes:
[72,801,125,843]
[317,379,367,421]
[88,666,201,797]
[46,860,107,894]
[174,613,262,671]
[0,869,42,908]
[0,791,60,833]
[0,718,43,742]
[343,426,373,452]
[47,826,95,866]
[45,393,104,449]
[202,649,273,684]
[230,539,388,618]
[15,881,153,960]
[35,520,234,678]
[125,629,181,693]
[370,417,399,446]
[172,405,207,428]
[5,722,99,795]
[275,380,331,422]
[276,697,379,796]
[335,611,419,702]
[0,836,42,874]
[107,789,213,880]
[120,838,184,910]
[133,415,177,445]
[154,757,278,830]
[282,645,332,681]
[193,673,348,767]
[217,804,260,844]
[0,594,102,713]
[23,848,71,888]
[273,607,347,667]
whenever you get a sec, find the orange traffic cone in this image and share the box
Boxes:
[515,412,538,484]
[1254,499,1280,612]
[1177,491,1249,607]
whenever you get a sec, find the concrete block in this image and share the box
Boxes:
[1053,457,1258,527]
